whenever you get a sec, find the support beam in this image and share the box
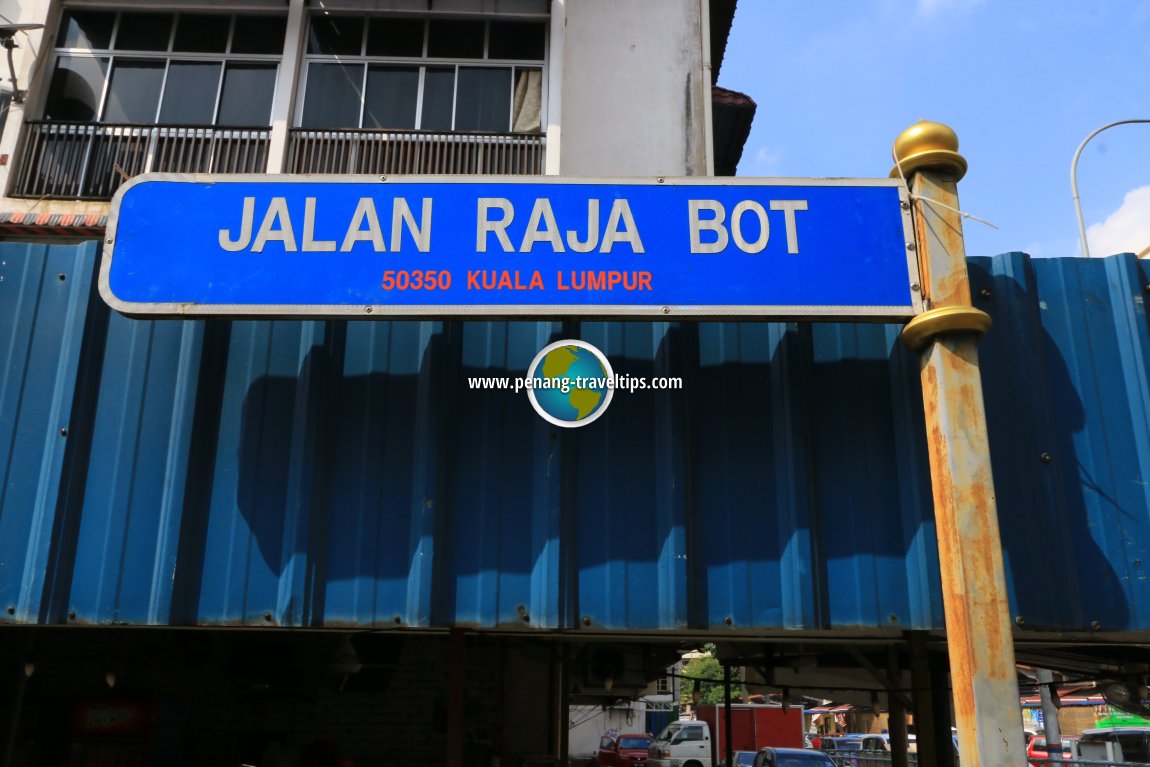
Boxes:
[446,630,466,767]
[887,646,909,767]
[908,632,938,767]
[0,667,28,767]
[931,652,956,765]
[1038,669,1064,763]
[723,663,733,767]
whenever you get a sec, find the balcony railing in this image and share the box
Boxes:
[11,121,271,200]
[287,128,545,176]
[10,123,543,201]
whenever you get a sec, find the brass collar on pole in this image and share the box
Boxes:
[900,305,992,352]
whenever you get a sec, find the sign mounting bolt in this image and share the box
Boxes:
[906,242,916,251]
[105,238,113,245]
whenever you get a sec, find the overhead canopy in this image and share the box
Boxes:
[712,85,756,175]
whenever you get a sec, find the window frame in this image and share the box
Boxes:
[45,9,286,126]
[295,13,547,134]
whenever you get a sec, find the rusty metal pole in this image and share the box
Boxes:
[894,120,1026,767]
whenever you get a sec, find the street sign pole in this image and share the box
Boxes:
[894,121,1026,767]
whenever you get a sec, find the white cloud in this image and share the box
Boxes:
[750,146,781,175]
[1086,185,1150,257]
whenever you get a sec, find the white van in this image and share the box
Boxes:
[1074,727,1150,763]
[648,720,713,767]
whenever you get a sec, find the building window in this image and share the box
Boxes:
[43,10,286,126]
[298,15,545,133]
[656,676,672,694]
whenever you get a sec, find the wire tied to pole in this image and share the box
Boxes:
[893,152,999,230]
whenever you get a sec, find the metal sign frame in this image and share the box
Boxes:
[100,174,921,321]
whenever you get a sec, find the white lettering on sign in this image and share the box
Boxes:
[340,198,386,252]
[731,200,769,254]
[219,197,433,253]
[476,198,515,252]
[476,198,645,254]
[253,197,295,253]
[769,200,808,254]
[688,199,808,254]
[567,200,599,253]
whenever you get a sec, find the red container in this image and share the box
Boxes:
[695,703,805,759]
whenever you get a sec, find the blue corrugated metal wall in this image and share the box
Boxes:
[972,252,1150,632]
[1,243,1148,634]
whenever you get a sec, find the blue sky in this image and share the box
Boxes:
[721,1,1150,260]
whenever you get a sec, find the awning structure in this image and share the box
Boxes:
[1020,686,1106,708]
[0,210,106,238]
[807,704,856,715]
[809,686,1108,714]
[712,85,756,175]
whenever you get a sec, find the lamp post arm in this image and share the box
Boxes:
[1071,119,1150,258]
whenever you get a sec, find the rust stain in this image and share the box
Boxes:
[921,339,1020,728]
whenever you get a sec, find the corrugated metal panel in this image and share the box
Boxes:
[972,252,1150,633]
[2,243,1149,634]
[0,241,99,623]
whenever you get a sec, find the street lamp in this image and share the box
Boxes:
[0,23,44,104]
[1070,119,1150,258]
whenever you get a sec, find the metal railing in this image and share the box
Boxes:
[825,750,1150,767]
[1028,759,1150,766]
[11,123,543,200]
[12,121,271,200]
[824,749,921,767]
[287,128,545,176]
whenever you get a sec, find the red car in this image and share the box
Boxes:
[597,733,654,767]
[1026,736,1075,766]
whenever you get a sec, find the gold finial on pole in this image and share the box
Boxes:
[890,119,967,181]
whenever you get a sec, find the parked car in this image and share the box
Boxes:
[818,736,863,752]
[816,737,842,751]
[752,747,836,767]
[857,735,889,752]
[815,737,863,767]
[1027,735,1075,767]
[1075,727,1150,763]
[598,733,654,767]
[717,750,757,767]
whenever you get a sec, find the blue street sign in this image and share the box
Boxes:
[100,174,921,320]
